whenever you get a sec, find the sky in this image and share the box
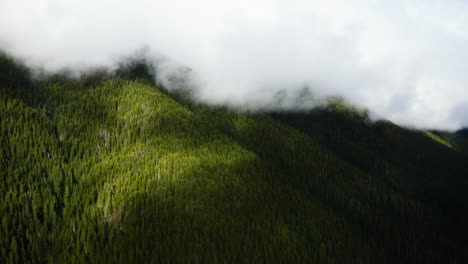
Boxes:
[1,0,468,129]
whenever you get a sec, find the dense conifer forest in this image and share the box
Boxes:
[1,51,468,263]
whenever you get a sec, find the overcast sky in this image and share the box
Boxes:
[1,0,468,129]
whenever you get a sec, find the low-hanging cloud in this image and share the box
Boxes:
[1,0,468,129]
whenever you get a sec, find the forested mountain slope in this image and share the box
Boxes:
[1,52,467,263]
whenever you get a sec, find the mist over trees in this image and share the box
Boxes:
[1,51,468,263]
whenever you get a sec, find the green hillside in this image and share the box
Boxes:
[1,52,468,263]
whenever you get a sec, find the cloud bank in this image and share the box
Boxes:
[1,0,468,129]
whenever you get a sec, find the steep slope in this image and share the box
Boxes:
[1,52,468,263]
[431,128,468,155]
[1,78,355,263]
[272,106,468,258]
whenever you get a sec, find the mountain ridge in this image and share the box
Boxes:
[1,51,467,263]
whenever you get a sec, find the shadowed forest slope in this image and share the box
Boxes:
[1,52,468,263]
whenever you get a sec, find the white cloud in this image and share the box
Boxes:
[1,0,468,129]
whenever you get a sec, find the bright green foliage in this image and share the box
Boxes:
[430,129,468,155]
[423,131,452,148]
[1,52,468,263]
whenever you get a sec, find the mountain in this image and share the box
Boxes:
[1,51,468,263]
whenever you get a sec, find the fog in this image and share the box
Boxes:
[1,0,468,129]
